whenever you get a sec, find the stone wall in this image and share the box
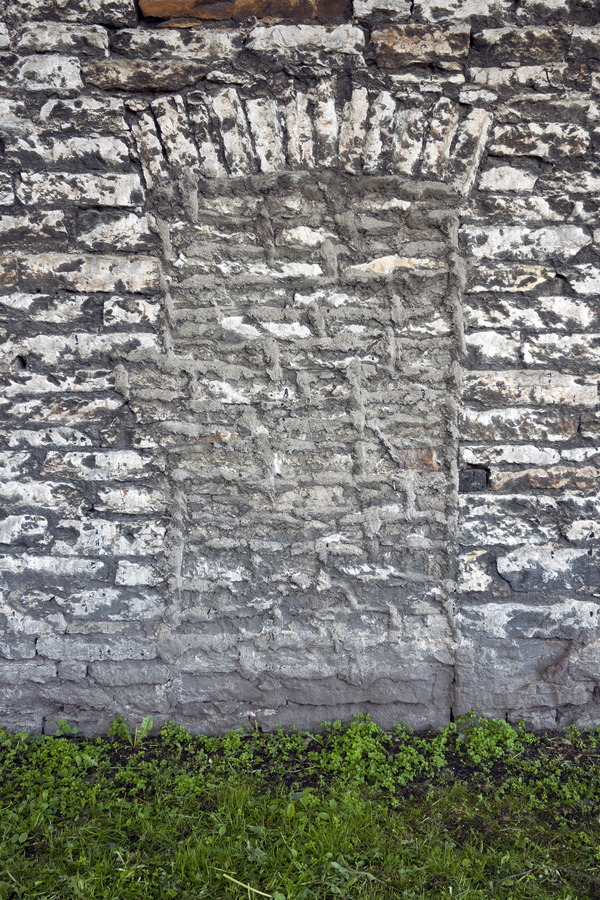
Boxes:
[0,0,599,734]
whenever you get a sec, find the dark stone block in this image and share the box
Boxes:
[459,467,488,492]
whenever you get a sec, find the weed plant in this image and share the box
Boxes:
[0,714,599,898]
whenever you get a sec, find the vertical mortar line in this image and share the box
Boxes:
[446,237,469,699]
[157,256,186,632]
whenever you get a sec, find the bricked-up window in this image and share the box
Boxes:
[139,0,350,21]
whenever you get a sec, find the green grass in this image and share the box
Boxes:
[1,714,600,899]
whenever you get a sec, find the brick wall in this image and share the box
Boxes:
[0,0,598,733]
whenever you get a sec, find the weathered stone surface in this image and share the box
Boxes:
[18,253,160,294]
[490,466,600,493]
[354,0,410,17]
[111,28,239,58]
[247,24,364,56]
[372,25,470,69]
[83,57,211,91]
[463,371,600,408]
[461,225,591,262]
[461,408,579,442]
[54,0,138,26]
[5,134,131,169]
[467,263,555,293]
[414,0,510,19]
[469,64,568,90]
[39,97,128,134]
[1,5,599,735]
[0,212,69,250]
[140,0,349,19]
[497,545,599,593]
[1,53,82,92]
[460,494,560,547]
[490,123,590,159]
[16,23,109,54]
[17,173,144,208]
[76,213,154,253]
[464,295,598,333]
[472,28,564,65]
[0,173,15,206]
[37,634,157,662]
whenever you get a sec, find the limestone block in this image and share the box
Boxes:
[245,97,285,174]
[463,371,600,407]
[458,550,493,592]
[460,495,560,547]
[6,428,92,448]
[53,0,137,25]
[490,466,600,493]
[478,166,538,192]
[95,487,168,515]
[564,264,600,296]
[17,173,144,208]
[2,53,82,92]
[18,253,160,294]
[461,446,560,467]
[522,334,600,369]
[467,263,556,293]
[39,97,128,134]
[77,213,154,253]
[83,57,209,92]
[16,23,109,54]
[0,480,86,516]
[5,134,131,168]
[0,515,48,545]
[0,212,68,250]
[338,86,369,173]
[459,601,600,641]
[461,225,591,261]
[461,407,579,442]
[42,451,158,481]
[0,555,108,579]
[152,95,200,175]
[246,24,365,57]
[465,331,521,365]
[497,544,599,592]
[472,27,564,65]
[111,28,239,59]
[54,518,166,557]
[464,296,597,332]
[490,123,590,158]
[52,587,162,621]
[448,108,492,195]
[115,561,162,586]
[372,25,470,69]
[103,296,160,326]
[0,370,114,397]
[353,0,411,16]
[0,452,32,479]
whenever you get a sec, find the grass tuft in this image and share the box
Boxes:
[0,713,599,898]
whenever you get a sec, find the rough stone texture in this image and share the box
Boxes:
[0,1,599,735]
[139,0,349,20]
